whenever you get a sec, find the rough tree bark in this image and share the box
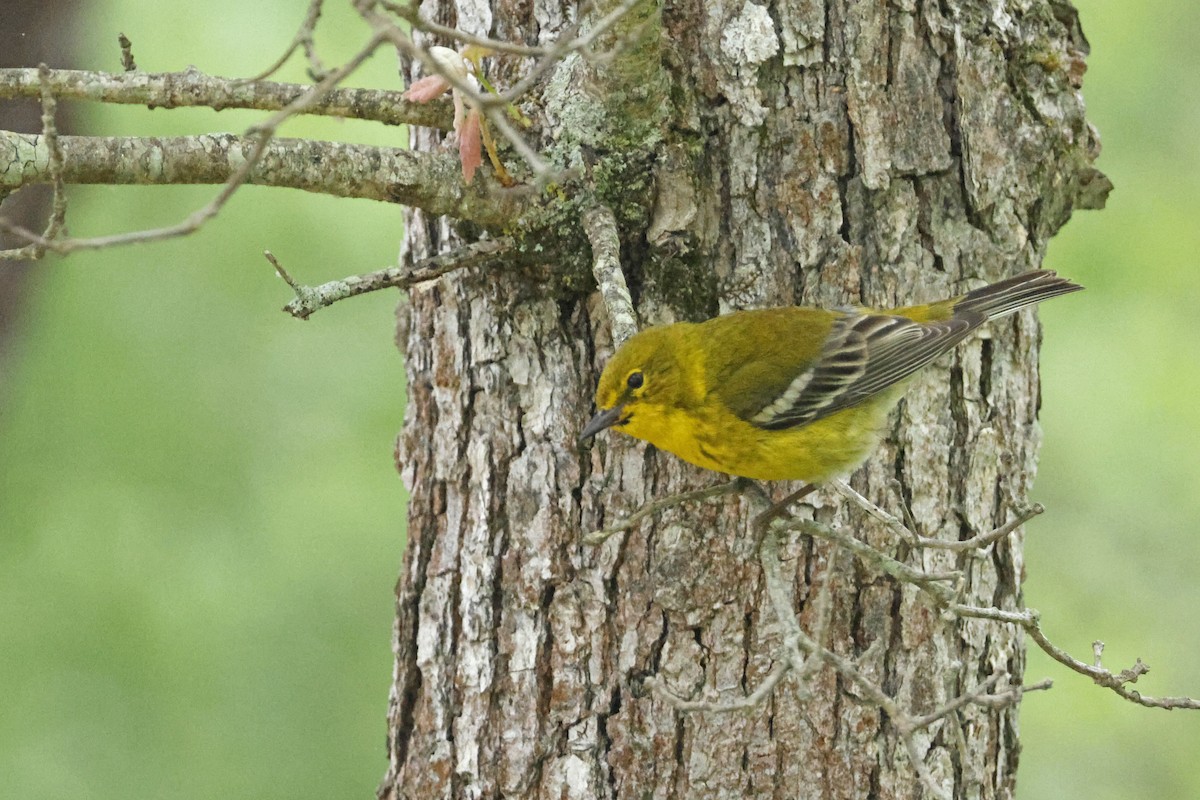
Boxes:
[384,1,1104,798]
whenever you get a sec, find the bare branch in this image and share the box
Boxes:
[834,479,1042,551]
[753,513,953,800]
[37,66,68,249]
[582,479,742,545]
[0,32,532,257]
[601,468,1197,800]
[780,517,961,600]
[969,678,1054,709]
[901,674,1003,732]
[582,204,638,347]
[750,483,817,531]
[953,605,1200,710]
[0,67,452,130]
[603,470,1200,726]
[274,237,515,319]
[0,132,527,251]
[755,522,810,678]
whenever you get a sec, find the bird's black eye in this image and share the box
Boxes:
[626,371,644,390]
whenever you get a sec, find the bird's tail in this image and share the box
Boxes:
[953,269,1083,321]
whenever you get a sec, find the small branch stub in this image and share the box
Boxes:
[582,203,638,348]
[118,33,137,72]
[272,238,515,319]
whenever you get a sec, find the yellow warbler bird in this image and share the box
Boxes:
[581,270,1081,482]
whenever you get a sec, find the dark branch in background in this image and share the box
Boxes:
[271,237,516,319]
[2,66,69,261]
[0,67,453,130]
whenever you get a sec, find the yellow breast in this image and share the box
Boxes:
[618,396,895,482]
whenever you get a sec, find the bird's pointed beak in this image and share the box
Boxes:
[580,404,626,442]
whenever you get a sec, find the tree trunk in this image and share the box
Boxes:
[381,1,1103,798]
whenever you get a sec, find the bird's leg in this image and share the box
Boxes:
[738,482,817,558]
[755,483,818,528]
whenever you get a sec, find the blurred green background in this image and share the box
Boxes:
[1,2,409,798]
[0,1,1197,798]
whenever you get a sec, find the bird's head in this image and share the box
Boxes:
[580,326,698,444]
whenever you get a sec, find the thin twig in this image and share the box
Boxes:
[834,479,1042,551]
[381,0,550,56]
[489,0,650,106]
[384,0,647,110]
[645,660,793,712]
[38,65,67,243]
[582,480,742,545]
[750,503,952,800]
[901,674,1003,732]
[275,237,515,319]
[0,67,453,130]
[1,33,390,256]
[1,65,68,261]
[755,521,810,677]
[969,678,1054,709]
[952,604,1200,710]
[780,518,961,600]
[239,0,329,82]
[831,480,921,545]
[358,7,553,179]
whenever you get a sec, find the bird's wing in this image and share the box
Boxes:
[746,310,983,430]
